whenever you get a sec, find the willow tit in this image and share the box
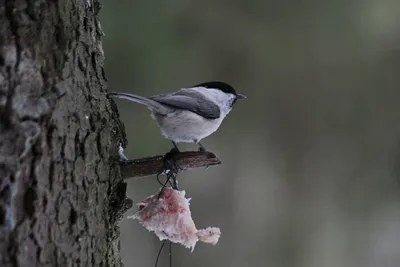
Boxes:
[108,81,246,151]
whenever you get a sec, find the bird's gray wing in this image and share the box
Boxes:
[150,90,221,119]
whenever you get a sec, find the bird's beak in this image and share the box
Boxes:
[236,93,247,100]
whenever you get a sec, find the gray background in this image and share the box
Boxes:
[101,1,400,266]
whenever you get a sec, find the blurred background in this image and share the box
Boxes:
[101,1,400,266]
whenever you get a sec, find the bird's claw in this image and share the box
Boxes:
[169,147,180,153]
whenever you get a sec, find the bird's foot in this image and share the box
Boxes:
[197,142,206,152]
[169,147,179,153]
[171,141,180,153]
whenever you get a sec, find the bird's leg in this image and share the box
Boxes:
[197,141,206,152]
[170,141,180,153]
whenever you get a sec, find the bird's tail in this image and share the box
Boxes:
[108,92,167,114]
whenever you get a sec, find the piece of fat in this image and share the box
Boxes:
[128,187,221,251]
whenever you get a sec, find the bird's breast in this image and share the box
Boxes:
[154,110,224,143]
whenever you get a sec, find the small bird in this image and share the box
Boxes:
[108,81,246,152]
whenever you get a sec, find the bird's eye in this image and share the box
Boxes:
[231,98,238,107]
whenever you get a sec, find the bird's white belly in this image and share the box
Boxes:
[154,110,224,143]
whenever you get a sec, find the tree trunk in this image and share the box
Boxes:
[0,1,131,266]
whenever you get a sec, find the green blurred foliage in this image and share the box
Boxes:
[101,0,400,266]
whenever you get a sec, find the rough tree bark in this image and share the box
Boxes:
[0,1,131,266]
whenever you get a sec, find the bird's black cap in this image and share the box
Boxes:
[193,81,246,99]
[193,81,236,95]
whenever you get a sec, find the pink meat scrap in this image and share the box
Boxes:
[128,187,221,251]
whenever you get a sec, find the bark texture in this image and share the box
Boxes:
[0,1,131,266]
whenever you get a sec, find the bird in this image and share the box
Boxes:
[108,81,246,152]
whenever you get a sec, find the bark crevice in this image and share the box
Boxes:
[0,1,129,266]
